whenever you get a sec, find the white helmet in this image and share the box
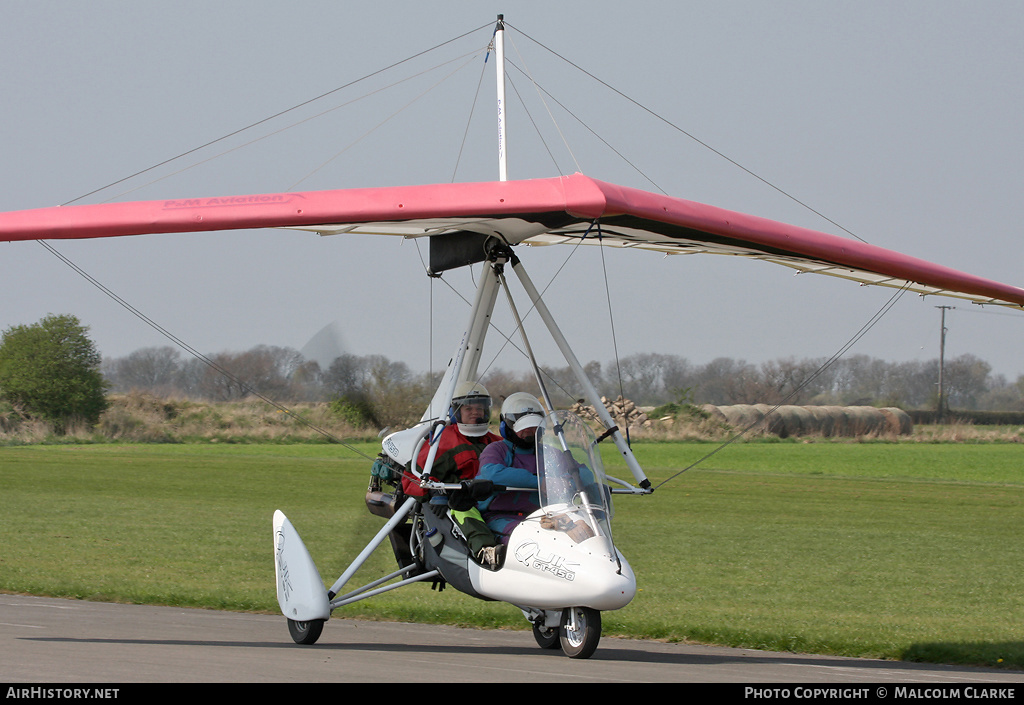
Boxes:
[500,392,544,446]
[449,380,492,437]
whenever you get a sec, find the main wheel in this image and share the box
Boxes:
[287,618,325,645]
[532,622,561,650]
[559,607,601,659]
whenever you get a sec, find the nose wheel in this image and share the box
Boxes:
[559,606,602,659]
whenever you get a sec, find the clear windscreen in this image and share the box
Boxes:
[535,411,615,553]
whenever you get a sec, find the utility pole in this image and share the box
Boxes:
[936,305,954,422]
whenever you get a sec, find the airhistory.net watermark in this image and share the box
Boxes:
[6,688,119,700]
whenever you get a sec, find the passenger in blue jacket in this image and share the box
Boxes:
[477,392,545,544]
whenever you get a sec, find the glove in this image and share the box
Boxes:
[448,479,495,511]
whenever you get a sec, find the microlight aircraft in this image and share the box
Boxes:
[2,17,1023,658]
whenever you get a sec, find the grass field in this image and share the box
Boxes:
[2,439,1022,669]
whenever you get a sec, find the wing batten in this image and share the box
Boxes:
[1,173,1021,308]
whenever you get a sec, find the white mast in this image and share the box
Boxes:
[494,14,508,181]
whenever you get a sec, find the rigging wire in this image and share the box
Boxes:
[505,60,666,193]
[93,46,487,203]
[450,44,493,182]
[653,282,913,490]
[410,33,600,404]
[474,225,599,399]
[36,240,374,460]
[595,221,630,446]
[36,23,497,458]
[492,22,929,489]
[506,21,870,244]
[504,72,564,176]
[405,22,910,464]
[59,21,493,207]
[34,18,940,477]
[286,50,485,191]
[410,218,602,410]
[505,34,582,175]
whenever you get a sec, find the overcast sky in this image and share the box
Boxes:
[2,1,1022,386]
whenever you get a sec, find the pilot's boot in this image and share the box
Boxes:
[475,545,503,568]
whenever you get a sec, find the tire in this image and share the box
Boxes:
[559,607,601,659]
[532,622,561,650]
[287,618,325,645]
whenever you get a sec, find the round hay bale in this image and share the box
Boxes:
[715,404,742,427]
[805,405,836,437]
[766,405,798,438]
[878,407,913,435]
[701,404,912,438]
[718,404,766,432]
[785,405,815,437]
[748,404,777,435]
[852,406,895,436]
[820,406,852,436]
[701,404,727,423]
[844,406,875,435]
[768,406,796,437]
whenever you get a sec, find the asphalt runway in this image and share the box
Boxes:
[1,594,1020,684]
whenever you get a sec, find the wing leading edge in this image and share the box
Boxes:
[1,173,1022,307]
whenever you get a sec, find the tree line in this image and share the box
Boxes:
[100,344,1024,414]
[4,314,1021,434]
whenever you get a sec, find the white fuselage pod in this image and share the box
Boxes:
[470,511,637,611]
